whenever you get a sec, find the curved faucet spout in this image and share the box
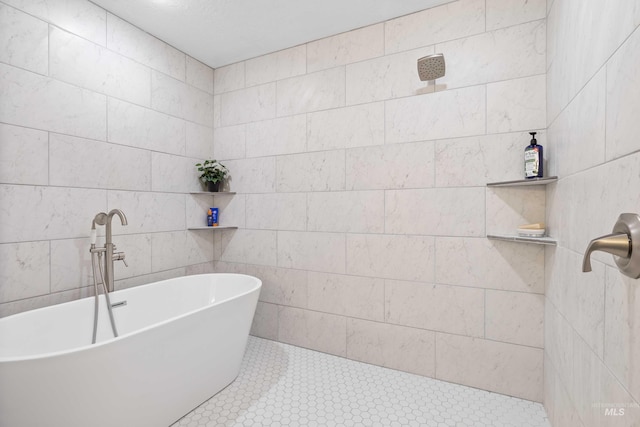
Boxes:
[108,209,128,226]
[582,233,630,272]
[105,209,127,243]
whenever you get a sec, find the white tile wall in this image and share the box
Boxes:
[485,290,544,348]
[604,268,640,402]
[0,3,48,75]
[436,333,544,402]
[546,0,640,123]
[107,191,186,234]
[385,85,486,143]
[151,70,213,126]
[545,2,640,426]
[0,185,107,242]
[276,150,345,192]
[487,74,546,133]
[214,61,245,94]
[245,45,305,87]
[49,133,151,191]
[185,122,214,159]
[245,265,307,308]
[276,67,345,116]
[277,231,345,274]
[3,0,106,46]
[151,231,214,272]
[278,306,347,356]
[605,26,640,161]
[307,191,384,233]
[224,157,276,193]
[106,13,184,80]
[186,193,245,229]
[220,83,276,125]
[546,247,605,358]
[435,237,544,293]
[385,279,485,337]
[213,95,221,128]
[186,56,214,94]
[107,98,186,155]
[110,234,153,281]
[218,229,277,267]
[50,26,151,106]
[386,187,485,236]
[245,115,306,158]
[307,24,383,73]
[0,241,50,303]
[384,0,485,54]
[485,186,546,235]
[246,193,306,231]
[346,46,435,105]
[213,124,246,160]
[2,0,554,407]
[307,272,384,321]
[306,103,384,152]
[346,141,434,190]
[250,302,278,340]
[435,132,543,187]
[485,0,546,31]
[49,237,97,292]
[435,20,546,90]
[548,69,605,177]
[346,234,435,282]
[346,319,436,377]
[0,62,107,140]
[151,152,199,193]
[0,123,48,185]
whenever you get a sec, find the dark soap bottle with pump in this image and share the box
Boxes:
[524,132,543,179]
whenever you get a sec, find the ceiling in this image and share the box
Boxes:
[91,0,453,68]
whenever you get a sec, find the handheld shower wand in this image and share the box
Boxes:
[89,210,127,343]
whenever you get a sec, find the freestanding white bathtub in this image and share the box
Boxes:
[0,273,261,427]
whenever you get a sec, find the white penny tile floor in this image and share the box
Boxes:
[173,336,550,427]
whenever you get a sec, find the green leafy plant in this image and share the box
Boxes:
[196,159,229,184]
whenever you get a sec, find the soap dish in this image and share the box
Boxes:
[517,228,546,237]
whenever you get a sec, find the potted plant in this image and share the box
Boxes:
[196,159,229,192]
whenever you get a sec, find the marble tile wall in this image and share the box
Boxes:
[212,0,548,402]
[544,1,640,426]
[0,0,215,316]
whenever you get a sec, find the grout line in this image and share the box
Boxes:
[603,64,608,161]
[547,25,640,129]
[433,328,438,377]
[484,0,487,32]
[46,132,51,186]
[483,289,486,338]
[47,23,51,77]
[48,240,52,293]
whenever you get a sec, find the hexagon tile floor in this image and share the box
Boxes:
[172,336,550,427]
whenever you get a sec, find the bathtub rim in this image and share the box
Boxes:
[0,273,262,363]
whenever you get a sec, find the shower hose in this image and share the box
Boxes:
[90,248,119,344]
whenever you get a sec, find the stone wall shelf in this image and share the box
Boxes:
[189,191,236,195]
[487,234,557,246]
[486,177,558,187]
[187,226,238,231]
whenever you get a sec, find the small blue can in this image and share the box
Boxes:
[211,208,219,226]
